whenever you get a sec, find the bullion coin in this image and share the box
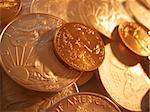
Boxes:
[47,92,121,112]
[54,23,105,71]
[0,13,82,92]
[118,21,150,56]
[0,0,22,26]
[98,43,150,111]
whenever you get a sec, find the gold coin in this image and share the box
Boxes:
[79,0,132,38]
[30,0,83,22]
[0,0,22,26]
[127,0,150,30]
[1,68,78,111]
[54,23,105,71]
[47,92,121,112]
[98,43,150,111]
[77,71,94,86]
[0,13,82,92]
[118,21,150,56]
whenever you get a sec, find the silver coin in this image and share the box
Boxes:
[98,43,150,111]
[79,0,132,38]
[0,13,82,92]
[127,0,150,30]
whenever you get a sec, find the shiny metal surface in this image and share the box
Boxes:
[48,92,121,112]
[98,43,150,111]
[79,0,131,38]
[118,21,150,56]
[0,0,22,26]
[0,13,81,92]
[127,0,150,30]
[54,23,105,71]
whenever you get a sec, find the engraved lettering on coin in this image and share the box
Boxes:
[79,0,132,38]
[118,22,150,56]
[54,23,105,71]
[47,92,121,112]
[98,43,150,111]
[1,71,78,111]
[0,14,81,92]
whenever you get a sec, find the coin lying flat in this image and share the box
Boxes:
[0,0,22,26]
[30,0,83,22]
[20,0,32,15]
[118,22,150,56]
[0,13,82,92]
[1,69,78,111]
[127,0,150,30]
[54,23,105,71]
[47,92,121,112]
[98,43,150,111]
[79,0,131,38]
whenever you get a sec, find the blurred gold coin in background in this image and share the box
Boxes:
[0,0,22,26]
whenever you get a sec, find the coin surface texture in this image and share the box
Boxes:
[79,0,131,38]
[54,23,105,71]
[1,68,78,111]
[98,43,150,111]
[118,22,150,56]
[30,0,83,22]
[0,14,81,92]
[127,0,150,30]
[0,0,22,26]
[47,92,121,112]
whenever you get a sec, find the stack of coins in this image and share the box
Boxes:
[0,0,150,112]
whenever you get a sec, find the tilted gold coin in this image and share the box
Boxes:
[127,0,150,30]
[47,92,121,112]
[54,23,105,71]
[79,0,132,38]
[0,13,82,92]
[0,0,22,26]
[1,69,78,111]
[118,21,150,56]
[98,43,150,111]
[30,0,83,22]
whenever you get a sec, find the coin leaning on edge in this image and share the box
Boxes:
[47,92,122,112]
[53,22,105,72]
[0,13,82,92]
[118,21,150,57]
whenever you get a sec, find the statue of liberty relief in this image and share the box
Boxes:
[123,65,147,99]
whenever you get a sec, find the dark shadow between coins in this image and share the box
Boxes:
[110,26,140,66]
[141,89,150,112]
[36,29,81,79]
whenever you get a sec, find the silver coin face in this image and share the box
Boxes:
[0,13,82,92]
[98,43,150,111]
[30,0,83,23]
[47,92,121,112]
[79,0,132,38]
[127,0,150,30]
